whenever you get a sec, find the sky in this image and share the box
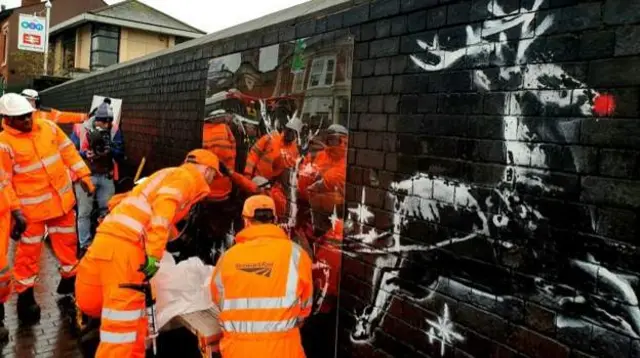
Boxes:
[0,0,310,33]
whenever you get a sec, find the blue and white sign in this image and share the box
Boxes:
[18,14,46,53]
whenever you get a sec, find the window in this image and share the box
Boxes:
[292,70,305,93]
[1,23,8,66]
[61,31,76,70]
[307,55,336,89]
[90,24,119,70]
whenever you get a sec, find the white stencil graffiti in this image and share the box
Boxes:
[348,0,633,353]
[426,303,465,356]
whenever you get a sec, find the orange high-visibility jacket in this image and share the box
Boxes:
[34,108,88,124]
[229,172,287,218]
[97,163,210,259]
[313,220,343,313]
[211,224,313,358]
[0,118,91,222]
[244,132,299,180]
[297,146,346,207]
[203,122,236,200]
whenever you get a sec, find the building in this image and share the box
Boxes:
[49,0,205,79]
[0,0,108,92]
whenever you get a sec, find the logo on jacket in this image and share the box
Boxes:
[236,262,274,278]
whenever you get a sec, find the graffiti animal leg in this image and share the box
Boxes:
[351,256,403,343]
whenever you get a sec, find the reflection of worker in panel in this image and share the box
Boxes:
[243,117,301,181]
[21,89,88,124]
[0,93,94,324]
[202,110,237,201]
[297,124,348,215]
[75,149,220,358]
[71,102,125,254]
[211,195,313,358]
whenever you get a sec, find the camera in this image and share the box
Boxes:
[87,128,111,156]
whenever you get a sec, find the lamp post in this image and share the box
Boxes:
[43,0,51,75]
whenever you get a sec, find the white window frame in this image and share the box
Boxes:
[2,23,9,66]
[292,69,306,93]
[307,55,337,89]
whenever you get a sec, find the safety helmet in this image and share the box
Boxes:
[20,89,39,100]
[184,149,220,171]
[285,116,303,133]
[327,124,348,136]
[252,176,270,188]
[242,194,276,218]
[0,93,35,117]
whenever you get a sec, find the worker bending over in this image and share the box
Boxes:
[75,149,221,357]
[244,118,301,180]
[21,89,88,124]
[0,93,94,323]
[211,195,313,358]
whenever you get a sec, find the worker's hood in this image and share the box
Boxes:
[235,223,289,244]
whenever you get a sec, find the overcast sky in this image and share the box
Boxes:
[0,0,310,33]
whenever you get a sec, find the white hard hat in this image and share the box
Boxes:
[0,93,35,116]
[20,89,39,99]
[285,116,303,133]
[327,124,348,135]
[251,176,270,187]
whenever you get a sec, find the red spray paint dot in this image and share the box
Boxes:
[593,94,616,117]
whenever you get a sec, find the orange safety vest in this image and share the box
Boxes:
[297,147,346,213]
[211,224,313,358]
[0,118,91,222]
[34,108,88,124]
[229,172,287,218]
[97,163,210,259]
[203,121,236,201]
[244,133,299,180]
[312,220,343,313]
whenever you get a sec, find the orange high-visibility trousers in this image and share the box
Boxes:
[76,233,148,358]
[0,211,11,302]
[13,210,78,293]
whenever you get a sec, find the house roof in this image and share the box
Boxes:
[49,0,205,38]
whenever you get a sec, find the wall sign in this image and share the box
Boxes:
[18,14,46,53]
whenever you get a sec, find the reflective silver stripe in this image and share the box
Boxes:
[100,331,137,344]
[0,143,13,156]
[59,182,72,194]
[150,216,169,228]
[223,244,302,310]
[60,265,75,273]
[104,214,144,235]
[17,276,37,285]
[301,297,313,310]
[156,187,183,202]
[14,153,61,174]
[141,169,171,198]
[58,139,73,150]
[20,192,53,205]
[122,196,152,215]
[48,226,75,234]
[70,161,86,171]
[102,308,143,321]
[21,236,43,244]
[222,318,298,333]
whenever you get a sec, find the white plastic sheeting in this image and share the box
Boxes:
[151,253,215,329]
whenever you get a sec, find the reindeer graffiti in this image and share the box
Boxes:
[346,0,629,354]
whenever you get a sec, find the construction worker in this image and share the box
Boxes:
[71,102,124,253]
[0,93,94,323]
[75,149,220,357]
[202,110,237,201]
[211,195,313,358]
[297,124,347,214]
[21,89,88,124]
[243,118,302,180]
[0,169,13,341]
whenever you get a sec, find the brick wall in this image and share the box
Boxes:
[40,1,640,358]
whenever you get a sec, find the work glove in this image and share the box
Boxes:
[10,210,27,241]
[139,256,160,279]
[79,176,95,196]
[218,162,232,177]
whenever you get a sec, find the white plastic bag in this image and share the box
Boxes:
[151,252,215,329]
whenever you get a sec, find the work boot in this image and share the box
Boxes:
[0,304,9,343]
[57,276,76,295]
[17,287,41,324]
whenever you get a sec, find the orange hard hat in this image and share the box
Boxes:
[185,149,220,171]
[242,194,276,218]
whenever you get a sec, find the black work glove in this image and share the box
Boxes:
[218,162,231,177]
[10,210,27,241]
